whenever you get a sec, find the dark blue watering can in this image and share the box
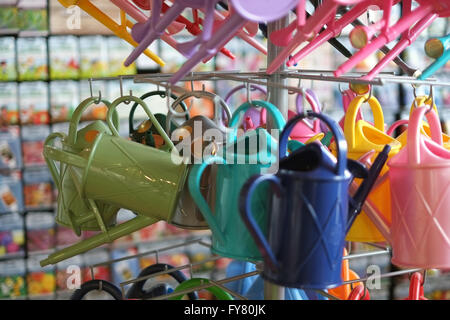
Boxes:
[239,111,390,289]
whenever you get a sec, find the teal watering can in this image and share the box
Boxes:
[188,100,285,261]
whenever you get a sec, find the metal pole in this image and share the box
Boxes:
[264,17,290,300]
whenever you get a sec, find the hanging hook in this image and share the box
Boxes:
[246,81,253,105]
[364,85,373,102]
[425,85,434,114]
[89,78,102,104]
[119,76,133,104]
[288,78,301,95]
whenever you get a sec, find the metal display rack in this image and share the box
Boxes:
[76,16,450,300]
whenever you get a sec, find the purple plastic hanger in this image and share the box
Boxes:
[168,0,298,84]
[125,0,220,66]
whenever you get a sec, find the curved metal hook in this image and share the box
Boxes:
[364,85,373,102]
[425,85,434,114]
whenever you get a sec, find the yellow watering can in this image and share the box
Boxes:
[331,94,402,242]
[57,0,164,67]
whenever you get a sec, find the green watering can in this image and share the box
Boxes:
[45,97,121,235]
[188,100,285,261]
[40,96,188,267]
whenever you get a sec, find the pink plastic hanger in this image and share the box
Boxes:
[286,1,370,67]
[267,0,364,74]
[334,0,448,77]
[204,7,267,57]
[168,0,298,84]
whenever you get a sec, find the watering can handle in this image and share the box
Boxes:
[187,156,226,245]
[169,278,233,300]
[279,112,347,175]
[228,100,286,144]
[43,144,88,169]
[68,97,119,145]
[129,90,189,134]
[344,94,385,150]
[224,84,267,104]
[238,174,282,272]
[296,89,323,133]
[107,96,176,151]
[408,106,444,165]
[43,132,69,188]
[386,119,409,137]
[168,91,232,132]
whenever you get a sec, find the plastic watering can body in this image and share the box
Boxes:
[334,94,401,242]
[188,100,285,261]
[239,112,353,289]
[287,89,326,143]
[388,106,450,269]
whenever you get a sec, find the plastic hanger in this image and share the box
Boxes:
[168,0,298,84]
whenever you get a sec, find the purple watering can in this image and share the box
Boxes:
[224,84,267,131]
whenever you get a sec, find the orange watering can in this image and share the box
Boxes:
[328,248,363,300]
[331,94,402,242]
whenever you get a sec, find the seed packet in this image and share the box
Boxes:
[17,37,48,81]
[56,225,80,247]
[23,167,53,210]
[0,170,24,214]
[0,6,18,31]
[0,259,26,299]
[79,36,108,79]
[0,37,17,81]
[49,36,80,80]
[79,80,108,121]
[82,249,111,282]
[0,212,25,258]
[106,36,137,77]
[21,124,49,166]
[50,81,79,122]
[0,83,18,126]
[26,211,55,253]
[18,8,47,32]
[19,81,49,125]
[110,247,140,289]
[0,126,22,169]
[55,255,83,294]
[26,254,55,298]
[131,221,165,244]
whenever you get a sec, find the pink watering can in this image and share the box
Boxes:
[387,105,450,269]
[287,89,328,143]
[168,0,298,84]
[386,96,450,150]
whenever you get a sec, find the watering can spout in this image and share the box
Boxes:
[346,144,391,234]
